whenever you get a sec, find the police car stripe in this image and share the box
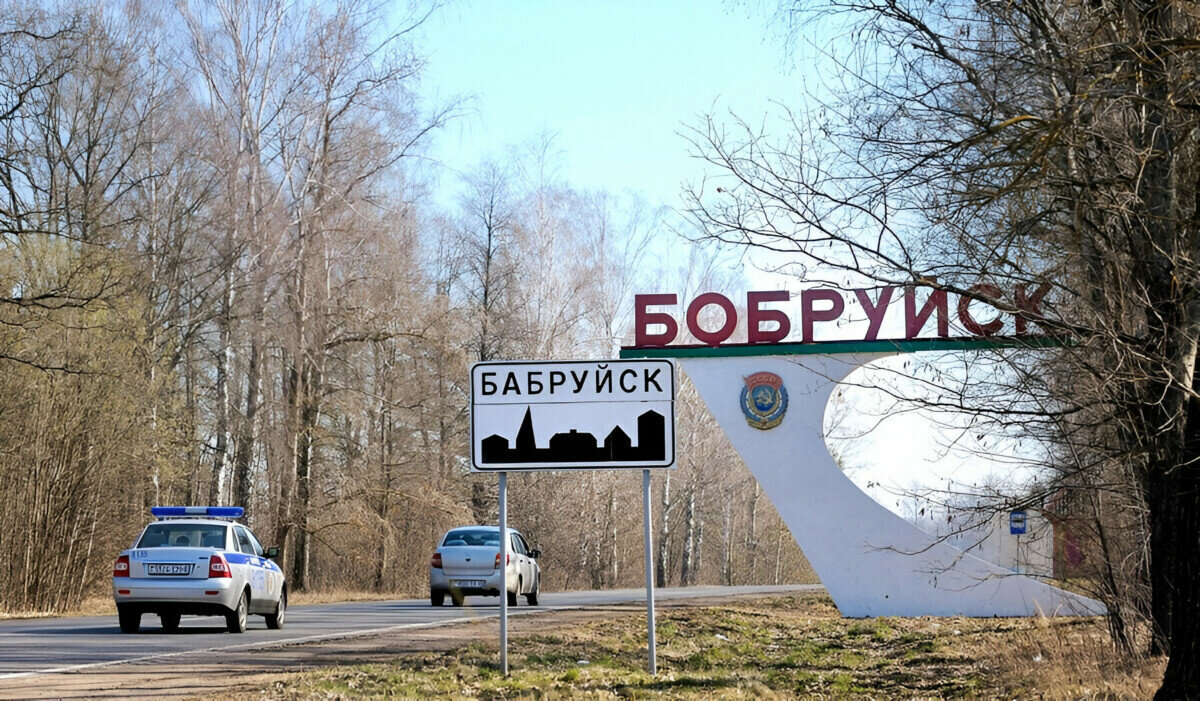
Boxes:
[224,552,281,571]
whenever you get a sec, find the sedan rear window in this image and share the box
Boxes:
[137,524,228,549]
[442,529,501,547]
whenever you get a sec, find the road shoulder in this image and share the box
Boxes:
[2,593,766,699]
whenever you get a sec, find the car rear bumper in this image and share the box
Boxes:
[430,568,511,596]
[113,577,238,612]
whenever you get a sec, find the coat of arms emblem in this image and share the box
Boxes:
[740,371,788,430]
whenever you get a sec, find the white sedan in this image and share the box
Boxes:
[429,526,540,606]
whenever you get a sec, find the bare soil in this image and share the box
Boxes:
[239,594,1166,699]
[2,593,1164,700]
[0,598,707,699]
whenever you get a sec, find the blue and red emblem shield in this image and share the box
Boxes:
[740,371,788,430]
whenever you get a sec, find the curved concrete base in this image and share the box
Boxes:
[680,354,1105,618]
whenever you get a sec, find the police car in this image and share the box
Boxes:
[112,507,286,633]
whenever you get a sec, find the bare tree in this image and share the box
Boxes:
[0,0,814,622]
[685,0,1200,693]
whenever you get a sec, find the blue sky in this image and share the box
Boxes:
[416,0,804,206]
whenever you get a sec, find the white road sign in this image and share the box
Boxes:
[470,360,675,471]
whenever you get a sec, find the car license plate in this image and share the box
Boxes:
[146,563,192,576]
[456,580,484,588]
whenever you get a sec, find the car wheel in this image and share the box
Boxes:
[265,590,286,630]
[226,590,248,633]
[525,579,539,606]
[431,590,445,606]
[159,611,180,632]
[450,591,464,607]
[118,606,140,634]
[507,586,518,607]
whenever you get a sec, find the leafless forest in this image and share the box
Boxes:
[686,0,1200,694]
[0,0,812,613]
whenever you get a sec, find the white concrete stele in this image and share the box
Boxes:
[680,353,1104,618]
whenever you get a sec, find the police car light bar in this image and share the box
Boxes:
[151,506,245,519]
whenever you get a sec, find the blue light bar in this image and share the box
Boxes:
[151,506,244,519]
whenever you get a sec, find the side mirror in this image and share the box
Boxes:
[530,548,541,559]
[264,546,280,559]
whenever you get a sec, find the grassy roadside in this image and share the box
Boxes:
[288,589,424,606]
[251,593,1163,699]
[0,596,116,620]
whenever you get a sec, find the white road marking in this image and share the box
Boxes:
[0,606,573,680]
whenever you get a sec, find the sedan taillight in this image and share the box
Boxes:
[493,553,510,569]
[208,554,232,578]
[113,554,130,578]
[430,552,442,569]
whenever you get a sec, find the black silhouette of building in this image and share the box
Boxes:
[637,411,665,461]
[481,407,666,464]
[515,407,536,454]
[603,426,632,461]
[549,429,597,456]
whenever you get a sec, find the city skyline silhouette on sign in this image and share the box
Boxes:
[480,407,666,464]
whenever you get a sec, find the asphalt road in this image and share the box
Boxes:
[0,584,818,680]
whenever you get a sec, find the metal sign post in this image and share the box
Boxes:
[471,359,676,677]
[499,471,508,675]
[642,468,657,675]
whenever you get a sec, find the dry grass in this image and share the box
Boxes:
[0,596,115,620]
[251,593,1164,699]
[289,589,420,606]
[985,613,1164,698]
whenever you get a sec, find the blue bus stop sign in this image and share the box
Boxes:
[1010,511,1027,535]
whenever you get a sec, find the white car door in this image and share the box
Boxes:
[246,527,281,601]
[233,526,268,606]
[519,534,539,587]
[511,533,532,592]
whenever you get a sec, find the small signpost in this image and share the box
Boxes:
[1010,510,1027,535]
[470,359,676,675]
